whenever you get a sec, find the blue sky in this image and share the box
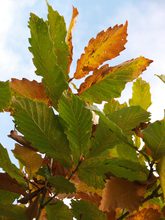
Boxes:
[0,0,165,163]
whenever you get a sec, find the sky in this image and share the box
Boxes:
[0,0,165,163]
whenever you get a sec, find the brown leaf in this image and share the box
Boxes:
[74,22,128,79]
[126,208,160,220]
[26,197,39,220]
[75,192,102,207]
[99,178,146,212]
[78,57,152,95]
[0,173,25,195]
[10,78,50,104]
[66,7,79,73]
[12,144,43,176]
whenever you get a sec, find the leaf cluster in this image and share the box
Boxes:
[0,2,165,220]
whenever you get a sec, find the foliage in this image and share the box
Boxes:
[0,2,164,220]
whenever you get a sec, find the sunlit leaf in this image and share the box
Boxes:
[79,57,152,103]
[10,78,49,104]
[48,175,76,193]
[71,200,106,220]
[59,94,92,162]
[0,144,25,185]
[143,119,165,160]
[46,200,73,220]
[129,77,151,110]
[28,9,68,107]
[0,81,11,112]
[13,97,71,167]
[100,177,146,212]
[74,22,128,79]
[103,99,127,115]
[12,144,43,176]
[108,106,150,134]
[66,7,79,72]
[47,4,69,74]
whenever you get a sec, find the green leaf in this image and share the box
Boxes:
[103,99,127,115]
[129,77,151,110]
[89,119,120,157]
[59,94,92,162]
[143,119,165,160]
[47,4,69,74]
[0,81,11,112]
[156,74,165,83]
[0,144,25,185]
[0,190,18,204]
[80,57,152,103]
[28,12,68,107]
[116,143,138,161]
[71,200,106,220]
[108,106,150,134]
[48,175,76,193]
[13,97,71,167]
[78,157,148,188]
[0,205,27,220]
[46,201,73,220]
[158,156,165,199]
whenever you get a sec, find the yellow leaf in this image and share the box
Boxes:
[10,78,50,105]
[66,7,79,73]
[126,208,160,220]
[74,22,128,79]
[12,144,43,176]
[99,177,146,212]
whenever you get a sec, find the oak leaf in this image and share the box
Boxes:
[66,7,79,73]
[74,22,128,79]
[99,177,146,212]
[11,78,50,105]
[126,208,160,220]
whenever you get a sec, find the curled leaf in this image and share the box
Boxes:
[66,7,79,72]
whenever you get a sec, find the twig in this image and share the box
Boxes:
[41,159,83,208]
[36,188,47,220]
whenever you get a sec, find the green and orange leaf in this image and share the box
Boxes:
[79,57,152,103]
[74,22,128,79]
[10,78,50,105]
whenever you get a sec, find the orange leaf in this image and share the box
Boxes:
[126,208,160,220]
[74,22,128,79]
[10,78,50,104]
[66,7,79,73]
[99,178,146,212]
